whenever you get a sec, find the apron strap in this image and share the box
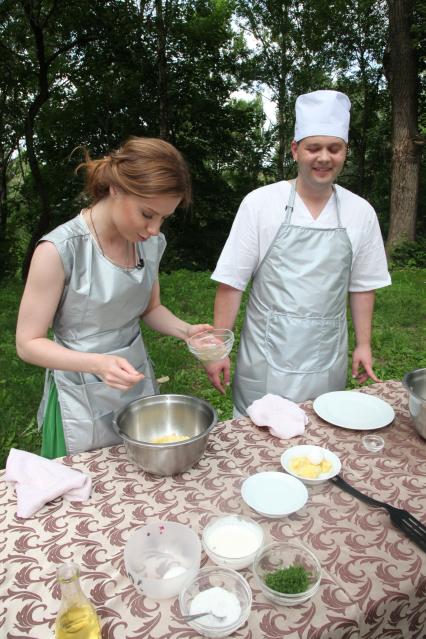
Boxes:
[334,186,343,228]
[284,180,297,224]
[285,180,343,228]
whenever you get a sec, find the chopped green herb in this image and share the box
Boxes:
[264,564,311,594]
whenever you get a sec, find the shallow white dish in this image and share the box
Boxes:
[281,445,341,485]
[241,471,308,517]
[313,391,395,430]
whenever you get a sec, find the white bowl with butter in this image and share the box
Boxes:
[202,514,264,570]
[280,445,341,485]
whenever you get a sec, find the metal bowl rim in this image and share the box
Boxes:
[403,368,426,402]
[113,393,218,447]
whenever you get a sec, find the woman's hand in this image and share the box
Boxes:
[94,354,145,390]
[185,324,213,341]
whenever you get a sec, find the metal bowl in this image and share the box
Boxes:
[113,394,217,475]
[403,368,426,440]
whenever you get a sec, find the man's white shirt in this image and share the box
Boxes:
[212,180,391,293]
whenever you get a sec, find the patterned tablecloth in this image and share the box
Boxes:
[1,381,425,639]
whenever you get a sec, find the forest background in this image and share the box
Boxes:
[0,0,425,276]
[0,0,425,465]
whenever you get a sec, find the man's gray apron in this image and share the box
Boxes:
[233,181,352,414]
[37,214,160,454]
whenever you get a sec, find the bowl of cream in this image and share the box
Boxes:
[202,514,264,570]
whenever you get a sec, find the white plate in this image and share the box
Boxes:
[280,445,341,485]
[313,391,395,430]
[241,471,308,517]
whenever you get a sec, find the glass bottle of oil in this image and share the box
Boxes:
[55,562,102,639]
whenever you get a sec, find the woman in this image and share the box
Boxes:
[16,137,210,458]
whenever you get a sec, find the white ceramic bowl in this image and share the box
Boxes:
[241,471,308,517]
[281,445,341,485]
[187,329,234,362]
[124,521,201,600]
[253,541,322,606]
[202,514,264,570]
[179,566,252,638]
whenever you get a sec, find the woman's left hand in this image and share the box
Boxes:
[185,324,213,341]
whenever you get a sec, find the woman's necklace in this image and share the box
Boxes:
[89,208,135,270]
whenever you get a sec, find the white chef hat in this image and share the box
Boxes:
[294,90,351,143]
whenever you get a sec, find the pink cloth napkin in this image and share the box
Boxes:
[247,393,308,439]
[4,448,92,518]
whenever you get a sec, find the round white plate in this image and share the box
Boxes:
[241,471,308,517]
[313,391,395,430]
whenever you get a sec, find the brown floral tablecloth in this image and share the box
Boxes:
[1,381,425,639]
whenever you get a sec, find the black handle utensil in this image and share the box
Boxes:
[331,475,426,553]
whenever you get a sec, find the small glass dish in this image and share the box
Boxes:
[179,566,252,638]
[362,434,385,452]
[202,514,264,570]
[253,541,321,606]
[187,329,234,363]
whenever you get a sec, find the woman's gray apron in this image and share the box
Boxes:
[37,214,162,454]
[233,181,352,414]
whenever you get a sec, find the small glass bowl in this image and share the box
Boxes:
[253,541,322,606]
[362,434,385,452]
[179,566,252,638]
[202,514,264,570]
[187,329,234,363]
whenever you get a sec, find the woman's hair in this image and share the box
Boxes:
[76,137,191,206]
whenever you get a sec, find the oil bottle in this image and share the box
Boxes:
[55,562,102,639]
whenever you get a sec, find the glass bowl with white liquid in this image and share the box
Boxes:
[202,514,264,570]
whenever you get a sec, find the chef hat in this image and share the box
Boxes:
[294,90,351,142]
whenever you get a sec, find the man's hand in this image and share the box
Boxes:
[351,344,380,384]
[204,357,231,394]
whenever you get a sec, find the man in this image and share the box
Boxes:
[207,90,391,417]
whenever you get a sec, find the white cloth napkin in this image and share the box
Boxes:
[247,393,308,439]
[4,448,92,518]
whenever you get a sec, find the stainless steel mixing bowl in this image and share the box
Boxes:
[113,394,217,475]
[403,368,426,440]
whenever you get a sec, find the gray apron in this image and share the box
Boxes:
[37,214,162,454]
[233,181,352,414]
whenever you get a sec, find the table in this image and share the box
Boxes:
[1,381,425,638]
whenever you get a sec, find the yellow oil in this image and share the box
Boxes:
[55,604,101,639]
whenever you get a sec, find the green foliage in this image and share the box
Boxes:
[1,268,425,468]
[388,239,426,269]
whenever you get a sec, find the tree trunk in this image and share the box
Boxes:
[155,0,169,139]
[0,152,10,279]
[386,0,422,250]
[21,2,52,280]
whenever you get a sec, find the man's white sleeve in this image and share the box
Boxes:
[211,198,260,291]
[349,205,391,292]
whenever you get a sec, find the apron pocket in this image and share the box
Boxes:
[265,310,341,374]
[56,377,147,453]
[80,332,151,383]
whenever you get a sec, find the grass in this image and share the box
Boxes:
[0,268,425,468]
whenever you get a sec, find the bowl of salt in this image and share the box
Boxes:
[179,566,252,638]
